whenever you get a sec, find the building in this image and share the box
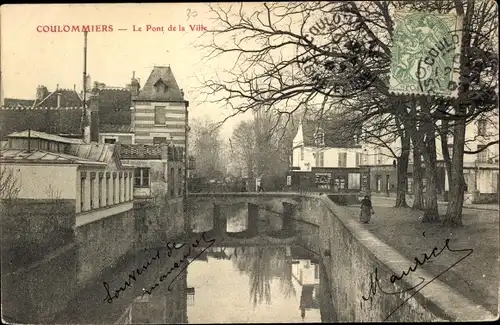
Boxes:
[362,113,499,202]
[290,247,320,321]
[1,130,134,216]
[0,130,135,270]
[289,118,368,192]
[1,85,87,140]
[130,67,188,147]
[447,114,499,203]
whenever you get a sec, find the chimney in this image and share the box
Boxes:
[56,92,61,108]
[86,74,92,92]
[74,84,76,91]
[36,85,48,101]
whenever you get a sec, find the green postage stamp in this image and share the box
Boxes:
[389,11,463,98]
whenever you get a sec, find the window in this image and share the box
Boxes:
[477,118,487,136]
[314,129,325,146]
[407,177,413,194]
[338,152,347,167]
[477,144,488,162]
[154,106,166,124]
[153,137,168,145]
[314,264,319,280]
[170,168,175,197]
[106,173,111,206]
[355,153,361,167]
[447,143,453,158]
[348,173,361,189]
[118,173,122,202]
[113,174,117,203]
[134,168,150,188]
[178,168,183,196]
[319,152,324,167]
[90,173,95,208]
[80,172,86,211]
[104,138,117,144]
[300,146,304,161]
[154,79,168,93]
[98,175,103,207]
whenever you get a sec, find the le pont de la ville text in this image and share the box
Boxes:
[36,24,208,33]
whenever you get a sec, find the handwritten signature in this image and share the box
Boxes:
[361,234,473,321]
[102,232,215,303]
[142,231,216,296]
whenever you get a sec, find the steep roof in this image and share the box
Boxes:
[66,142,121,166]
[0,106,83,140]
[3,98,36,108]
[301,118,361,148]
[135,66,184,101]
[35,89,83,108]
[95,88,132,125]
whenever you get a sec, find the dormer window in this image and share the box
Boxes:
[154,79,168,93]
[314,128,325,147]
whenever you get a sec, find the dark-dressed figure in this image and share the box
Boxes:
[240,180,247,192]
[257,176,265,192]
[359,195,374,223]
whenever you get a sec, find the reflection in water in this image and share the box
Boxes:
[51,210,334,324]
[230,246,296,305]
[186,243,330,323]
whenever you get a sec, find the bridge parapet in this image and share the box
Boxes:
[187,191,491,322]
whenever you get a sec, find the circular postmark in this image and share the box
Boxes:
[389,11,468,99]
[415,27,497,103]
[296,8,378,97]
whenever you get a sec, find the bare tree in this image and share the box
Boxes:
[197,1,498,227]
[0,166,21,200]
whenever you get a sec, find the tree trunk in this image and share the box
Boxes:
[395,152,409,208]
[412,147,425,210]
[420,98,439,223]
[439,119,453,195]
[443,110,467,227]
[443,0,475,227]
[394,115,410,208]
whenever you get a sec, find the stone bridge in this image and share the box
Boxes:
[186,192,310,239]
[185,192,492,322]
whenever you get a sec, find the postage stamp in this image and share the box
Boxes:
[389,11,463,98]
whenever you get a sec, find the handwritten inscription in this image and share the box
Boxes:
[361,234,473,321]
[142,232,216,296]
[187,8,198,21]
[102,232,214,304]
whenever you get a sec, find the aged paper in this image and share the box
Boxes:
[1,2,498,324]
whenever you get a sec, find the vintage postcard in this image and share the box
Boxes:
[1,2,498,324]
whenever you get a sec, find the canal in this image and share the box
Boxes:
[52,206,336,323]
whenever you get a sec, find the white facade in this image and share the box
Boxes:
[361,114,499,196]
[291,259,319,286]
[1,164,77,200]
[292,123,363,171]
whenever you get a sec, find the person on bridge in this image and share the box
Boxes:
[359,195,375,224]
[240,180,247,192]
[257,176,265,192]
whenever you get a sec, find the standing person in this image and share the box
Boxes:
[359,195,375,224]
[258,175,265,192]
[240,179,247,192]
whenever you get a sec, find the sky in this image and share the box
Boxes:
[0,3,255,140]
